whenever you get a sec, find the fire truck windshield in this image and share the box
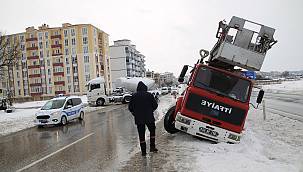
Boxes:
[193,66,250,102]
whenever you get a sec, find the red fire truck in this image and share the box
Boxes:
[164,16,277,143]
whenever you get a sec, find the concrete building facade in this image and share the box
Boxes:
[109,39,146,88]
[2,23,112,101]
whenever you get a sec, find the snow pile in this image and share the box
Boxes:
[154,95,176,123]
[0,108,39,135]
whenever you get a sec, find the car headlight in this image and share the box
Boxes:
[228,133,241,141]
[50,111,60,116]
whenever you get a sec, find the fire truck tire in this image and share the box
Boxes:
[164,106,179,134]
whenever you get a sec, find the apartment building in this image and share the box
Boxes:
[109,39,146,88]
[2,23,112,101]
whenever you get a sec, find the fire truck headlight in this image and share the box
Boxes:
[176,115,191,125]
[228,133,241,141]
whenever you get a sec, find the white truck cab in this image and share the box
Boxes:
[34,96,85,127]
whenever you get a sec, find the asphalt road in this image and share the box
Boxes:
[251,90,303,121]
[0,104,140,172]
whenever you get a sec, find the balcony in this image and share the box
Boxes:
[53,72,64,76]
[26,47,38,51]
[53,62,64,67]
[29,74,41,78]
[51,44,62,48]
[51,35,62,39]
[27,56,39,60]
[30,83,42,87]
[28,65,40,69]
[31,92,43,96]
[26,38,38,42]
[52,53,63,56]
[55,91,66,95]
[54,81,65,86]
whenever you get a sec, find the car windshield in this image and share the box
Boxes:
[41,99,66,110]
[193,66,251,102]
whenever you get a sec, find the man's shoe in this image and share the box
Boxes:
[142,152,147,156]
[150,147,158,153]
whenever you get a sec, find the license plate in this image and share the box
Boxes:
[39,120,48,123]
[199,127,219,137]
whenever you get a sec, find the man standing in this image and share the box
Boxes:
[128,81,158,156]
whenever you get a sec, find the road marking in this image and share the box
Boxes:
[16,132,94,172]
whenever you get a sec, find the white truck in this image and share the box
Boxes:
[86,77,156,106]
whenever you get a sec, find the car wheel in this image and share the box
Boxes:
[79,111,84,120]
[164,106,179,134]
[61,116,67,126]
[96,98,105,106]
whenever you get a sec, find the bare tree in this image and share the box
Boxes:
[0,32,21,104]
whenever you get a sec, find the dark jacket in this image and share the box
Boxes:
[128,81,158,124]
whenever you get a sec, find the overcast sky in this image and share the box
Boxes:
[1,0,302,76]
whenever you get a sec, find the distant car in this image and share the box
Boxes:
[34,96,84,127]
[161,87,169,95]
[171,87,178,95]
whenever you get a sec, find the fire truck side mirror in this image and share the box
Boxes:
[178,65,188,83]
[256,90,264,104]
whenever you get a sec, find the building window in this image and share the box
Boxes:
[83,37,88,44]
[83,46,88,54]
[39,42,43,49]
[85,64,89,73]
[71,38,76,45]
[82,27,88,35]
[38,32,43,40]
[67,76,71,83]
[94,29,97,36]
[55,40,59,45]
[40,51,43,57]
[54,31,59,35]
[85,74,90,82]
[45,41,49,48]
[65,49,69,55]
[84,55,89,63]
[67,67,70,74]
[64,30,68,37]
[71,47,76,55]
[45,32,48,39]
[66,58,69,65]
[20,35,24,42]
[48,69,51,75]
[71,28,75,36]
[64,39,68,46]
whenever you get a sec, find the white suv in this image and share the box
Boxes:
[34,96,85,127]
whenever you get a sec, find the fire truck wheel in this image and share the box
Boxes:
[164,106,179,134]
